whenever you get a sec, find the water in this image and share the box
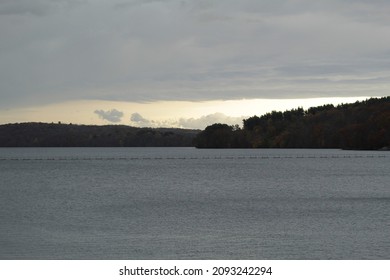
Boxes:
[0,148,389,259]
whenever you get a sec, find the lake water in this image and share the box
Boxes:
[0,148,389,259]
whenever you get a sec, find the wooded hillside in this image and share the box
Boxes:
[0,123,198,147]
[1,97,388,149]
[194,97,390,150]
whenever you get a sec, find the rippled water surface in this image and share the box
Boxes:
[0,148,389,259]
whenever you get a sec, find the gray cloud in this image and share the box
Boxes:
[0,1,48,16]
[1,0,390,109]
[178,113,245,129]
[130,112,153,127]
[0,0,85,16]
[129,112,245,129]
[130,112,148,123]
[94,109,124,123]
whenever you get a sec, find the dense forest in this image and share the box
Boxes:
[194,96,390,150]
[0,123,198,147]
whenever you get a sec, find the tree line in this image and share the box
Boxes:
[0,123,199,147]
[1,97,388,149]
[194,96,390,150]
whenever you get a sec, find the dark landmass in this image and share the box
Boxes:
[0,123,199,147]
[194,96,390,150]
[1,97,388,149]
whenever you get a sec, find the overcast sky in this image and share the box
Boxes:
[0,0,389,128]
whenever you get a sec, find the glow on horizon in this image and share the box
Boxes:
[0,96,377,129]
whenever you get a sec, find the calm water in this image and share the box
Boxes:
[0,148,389,259]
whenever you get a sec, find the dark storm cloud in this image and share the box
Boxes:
[94,109,124,123]
[1,0,390,109]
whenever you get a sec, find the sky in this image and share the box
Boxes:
[1,0,389,129]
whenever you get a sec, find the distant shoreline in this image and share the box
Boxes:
[0,122,199,148]
[1,97,389,150]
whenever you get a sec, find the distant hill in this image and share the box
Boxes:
[194,96,390,150]
[1,97,389,149]
[0,123,199,147]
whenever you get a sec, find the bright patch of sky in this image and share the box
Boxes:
[0,97,374,129]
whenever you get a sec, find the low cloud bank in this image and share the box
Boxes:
[129,112,245,129]
[94,109,124,123]
[130,112,153,127]
[177,113,245,129]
